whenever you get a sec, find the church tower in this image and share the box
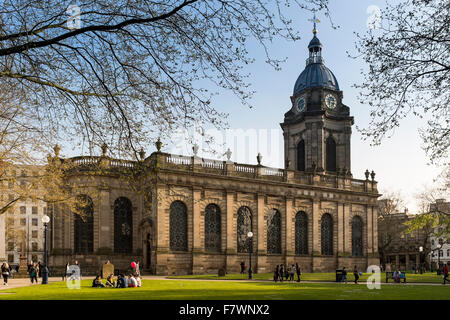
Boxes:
[281,23,353,175]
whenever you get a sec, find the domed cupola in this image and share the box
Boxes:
[293,30,339,96]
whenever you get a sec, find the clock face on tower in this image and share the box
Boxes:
[296,95,306,112]
[325,94,337,109]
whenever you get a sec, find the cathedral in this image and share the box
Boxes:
[48,28,381,275]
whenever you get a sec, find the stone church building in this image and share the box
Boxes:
[48,30,381,275]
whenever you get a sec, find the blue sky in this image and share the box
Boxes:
[169,0,442,213]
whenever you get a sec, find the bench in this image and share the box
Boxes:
[386,271,406,283]
[335,269,347,282]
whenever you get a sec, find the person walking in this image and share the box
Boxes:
[353,265,359,284]
[443,263,449,285]
[342,267,348,283]
[289,264,295,281]
[279,264,284,282]
[75,260,81,280]
[240,261,245,274]
[29,263,36,284]
[135,261,141,277]
[296,263,301,282]
[1,263,11,286]
[62,262,70,281]
[274,265,279,282]
[37,261,42,278]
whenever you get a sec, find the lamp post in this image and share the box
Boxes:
[41,214,50,284]
[419,246,423,274]
[437,244,442,275]
[247,231,253,280]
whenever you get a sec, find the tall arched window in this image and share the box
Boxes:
[326,136,336,172]
[267,209,281,254]
[295,211,308,255]
[114,197,133,253]
[297,140,305,171]
[170,201,188,251]
[204,204,221,252]
[237,206,252,253]
[74,195,94,254]
[352,216,363,257]
[321,213,333,256]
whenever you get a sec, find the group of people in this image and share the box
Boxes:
[92,274,142,288]
[62,260,82,280]
[273,263,301,282]
[338,266,361,284]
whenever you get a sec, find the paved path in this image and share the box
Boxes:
[0,275,447,291]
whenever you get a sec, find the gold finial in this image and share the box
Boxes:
[308,12,320,35]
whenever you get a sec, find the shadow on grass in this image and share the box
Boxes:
[0,279,448,300]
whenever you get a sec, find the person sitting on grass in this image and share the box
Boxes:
[128,274,137,287]
[106,274,115,287]
[116,274,126,288]
[92,275,105,288]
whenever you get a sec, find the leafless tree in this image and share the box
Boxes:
[0,0,329,159]
[354,0,449,164]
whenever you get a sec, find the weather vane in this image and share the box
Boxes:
[308,11,321,35]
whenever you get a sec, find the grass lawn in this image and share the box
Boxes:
[0,279,449,300]
[170,272,445,284]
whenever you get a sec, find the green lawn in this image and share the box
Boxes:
[170,272,444,284]
[0,279,449,300]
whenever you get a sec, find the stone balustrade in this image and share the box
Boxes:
[65,152,378,194]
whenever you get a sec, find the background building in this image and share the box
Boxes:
[378,207,429,271]
[1,166,47,268]
[429,199,450,271]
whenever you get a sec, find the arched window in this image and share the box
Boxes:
[267,209,281,254]
[204,204,221,252]
[170,201,188,251]
[297,140,305,171]
[352,216,363,257]
[114,197,133,253]
[237,206,252,253]
[295,211,308,255]
[321,213,333,255]
[74,195,94,254]
[326,136,336,172]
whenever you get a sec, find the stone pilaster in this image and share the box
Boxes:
[192,188,203,274]
[225,192,236,271]
[343,203,351,255]
[366,204,373,257]
[285,197,294,264]
[256,194,266,273]
[337,201,344,258]
[98,187,111,250]
[311,198,320,271]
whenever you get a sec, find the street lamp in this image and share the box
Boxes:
[437,244,442,275]
[41,214,50,284]
[247,231,253,280]
[419,246,423,274]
